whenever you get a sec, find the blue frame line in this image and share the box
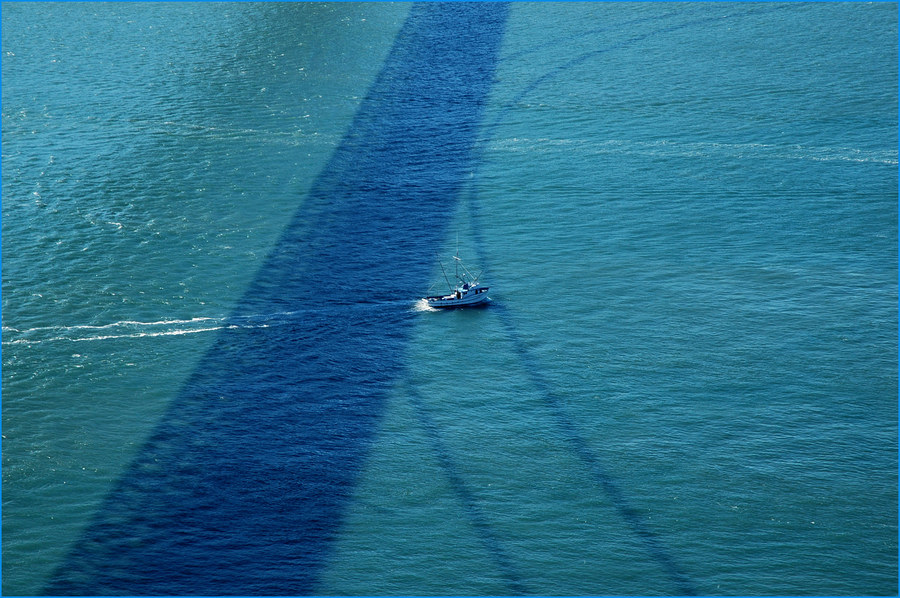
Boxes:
[46,3,509,595]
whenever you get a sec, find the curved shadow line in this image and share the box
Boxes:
[489,3,797,137]
[464,186,699,597]
[400,377,529,594]
[500,10,681,63]
[451,6,810,595]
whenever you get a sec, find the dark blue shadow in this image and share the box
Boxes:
[47,3,509,595]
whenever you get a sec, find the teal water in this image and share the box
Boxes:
[3,3,897,595]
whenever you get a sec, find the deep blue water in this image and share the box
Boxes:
[42,4,508,594]
[3,3,897,596]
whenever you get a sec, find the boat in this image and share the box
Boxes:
[424,249,490,309]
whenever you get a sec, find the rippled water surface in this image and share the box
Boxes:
[3,3,897,595]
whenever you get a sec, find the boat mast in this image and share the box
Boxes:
[455,233,459,285]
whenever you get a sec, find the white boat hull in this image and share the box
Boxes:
[426,287,490,308]
[424,252,489,309]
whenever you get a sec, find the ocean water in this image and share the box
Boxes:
[2,2,897,596]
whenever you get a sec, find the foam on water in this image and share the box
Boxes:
[489,137,898,165]
[3,2,896,596]
[44,4,510,594]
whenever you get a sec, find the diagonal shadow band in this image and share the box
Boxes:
[46,4,509,595]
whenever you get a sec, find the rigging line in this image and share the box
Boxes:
[438,258,453,292]
[399,376,528,594]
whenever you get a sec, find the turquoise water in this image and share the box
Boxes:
[3,3,897,595]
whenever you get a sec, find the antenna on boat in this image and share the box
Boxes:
[455,232,459,283]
